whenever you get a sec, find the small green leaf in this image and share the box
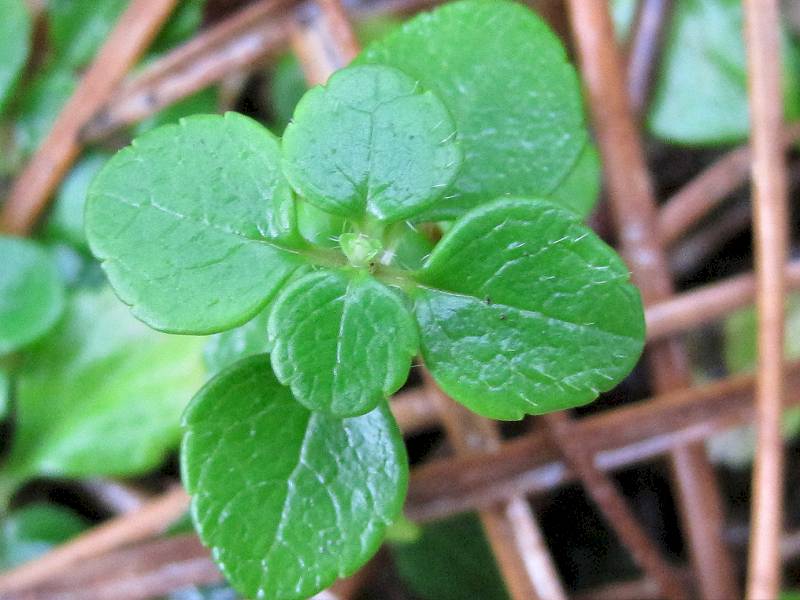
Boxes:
[0,504,87,570]
[45,152,110,252]
[182,355,408,600]
[414,198,645,420]
[0,236,65,355]
[48,0,128,70]
[0,0,30,115]
[645,0,800,145]
[3,286,205,482]
[86,113,305,334]
[359,0,589,219]
[282,64,461,223]
[204,302,273,375]
[392,514,509,600]
[269,270,418,416]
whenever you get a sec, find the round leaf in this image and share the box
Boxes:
[182,355,408,600]
[282,64,461,223]
[268,270,418,416]
[414,198,645,420]
[359,0,588,219]
[0,0,30,114]
[0,236,65,355]
[86,113,305,334]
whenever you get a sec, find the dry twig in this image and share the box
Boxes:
[566,2,737,598]
[0,0,179,235]
[743,1,789,597]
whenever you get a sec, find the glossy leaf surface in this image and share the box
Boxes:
[0,237,65,355]
[359,0,588,219]
[86,113,304,334]
[414,198,645,419]
[269,270,417,416]
[282,65,460,222]
[182,355,407,600]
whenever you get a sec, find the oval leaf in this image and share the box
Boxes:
[0,236,65,354]
[359,0,589,219]
[282,64,461,223]
[182,355,408,600]
[86,113,305,334]
[414,198,645,420]
[268,270,418,416]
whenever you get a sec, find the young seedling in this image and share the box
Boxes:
[84,1,645,598]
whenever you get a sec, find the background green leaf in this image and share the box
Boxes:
[359,0,591,219]
[282,64,461,223]
[0,0,30,115]
[45,152,110,252]
[0,504,87,571]
[645,0,800,145]
[204,303,273,375]
[269,270,418,416]
[392,514,509,600]
[2,286,204,484]
[48,0,128,71]
[13,67,76,158]
[414,198,645,419]
[86,113,305,334]
[182,355,408,600]
[0,236,65,355]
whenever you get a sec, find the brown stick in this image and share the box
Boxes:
[657,121,800,247]
[15,534,220,600]
[670,199,751,278]
[82,0,295,142]
[625,0,673,118]
[0,485,189,595]
[541,412,687,600]
[567,2,737,599]
[408,358,800,523]
[289,0,361,86]
[646,260,800,342]
[80,0,439,142]
[0,0,179,235]
[423,376,566,600]
[743,1,789,597]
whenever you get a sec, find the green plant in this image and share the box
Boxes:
[83,1,645,597]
